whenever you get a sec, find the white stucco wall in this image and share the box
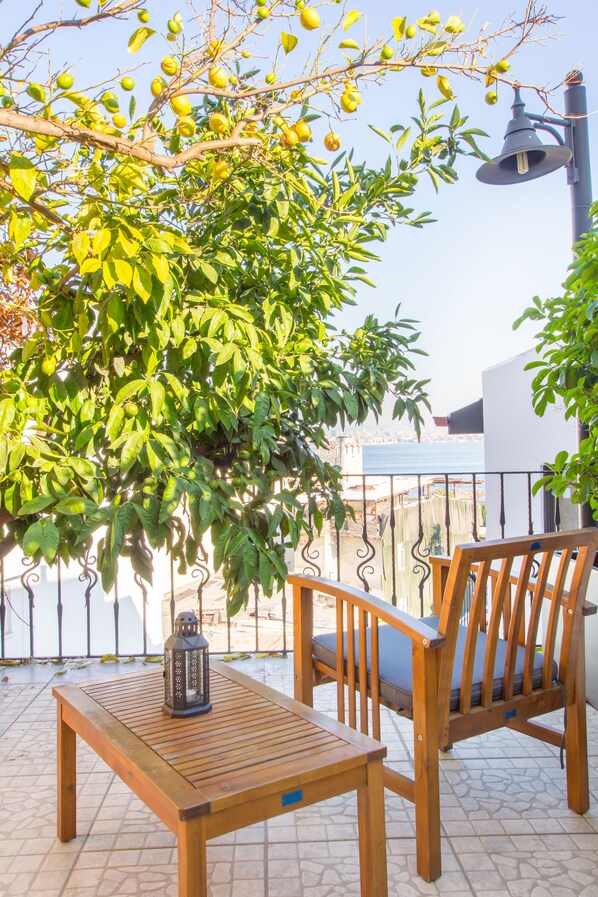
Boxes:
[482,348,578,540]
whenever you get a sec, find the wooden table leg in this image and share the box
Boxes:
[178,816,208,897]
[57,704,77,842]
[357,758,388,897]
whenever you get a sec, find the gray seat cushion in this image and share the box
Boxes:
[312,616,556,714]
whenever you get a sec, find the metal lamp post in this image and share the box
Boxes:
[477,71,594,527]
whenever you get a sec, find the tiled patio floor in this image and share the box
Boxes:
[2,655,598,897]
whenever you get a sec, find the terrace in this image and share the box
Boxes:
[2,654,598,897]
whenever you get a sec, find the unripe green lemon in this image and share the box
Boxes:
[56,72,74,90]
[120,77,135,91]
[137,9,150,22]
[265,72,276,85]
[41,357,56,376]
[485,90,498,105]
[256,6,270,18]
[380,45,394,60]
[495,59,511,73]
[167,18,182,33]
[406,23,417,38]
[124,401,138,417]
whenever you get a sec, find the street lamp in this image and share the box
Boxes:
[477,71,594,528]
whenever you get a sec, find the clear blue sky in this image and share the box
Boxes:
[328,2,598,426]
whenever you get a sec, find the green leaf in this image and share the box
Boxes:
[127,26,155,53]
[150,380,165,420]
[23,520,60,564]
[72,232,91,266]
[9,154,38,201]
[55,496,97,515]
[18,495,55,515]
[280,32,298,54]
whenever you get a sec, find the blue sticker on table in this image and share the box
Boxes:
[282,790,303,807]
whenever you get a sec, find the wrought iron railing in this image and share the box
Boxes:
[1,468,562,662]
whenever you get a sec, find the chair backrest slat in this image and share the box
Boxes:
[335,600,346,724]
[436,547,476,726]
[370,616,381,741]
[358,609,369,735]
[502,553,535,701]
[559,544,595,695]
[541,548,572,689]
[481,556,514,706]
[459,559,492,715]
[522,549,554,694]
[347,604,357,728]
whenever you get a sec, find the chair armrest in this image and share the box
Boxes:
[288,574,444,650]
[583,601,597,616]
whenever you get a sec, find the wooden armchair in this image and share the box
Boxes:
[290,529,598,882]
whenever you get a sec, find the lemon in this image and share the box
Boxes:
[299,7,320,30]
[485,90,498,105]
[209,112,228,133]
[161,55,179,76]
[265,72,276,85]
[112,113,127,128]
[137,9,150,22]
[177,116,196,137]
[293,120,311,142]
[244,120,259,134]
[241,50,251,59]
[340,93,358,113]
[324,131,341,151]
[295,0,305,7]
[151,76,166,97]
[170,94,192,115]
[120,77,135,91]
[495,59,511,73]
[406,24,417,38]
[229,74,238,85]
[208,40,224,58]
[167,18,182,33]
[101,91,119,112]
[213,159,229,179]
[56,72,74,90]
[256,6,270,18]
[41,357,56,376]
[209,66,228,89]
[380,45,394,60]
[281,127,299,147]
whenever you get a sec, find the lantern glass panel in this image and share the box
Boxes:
[163,611,212,717]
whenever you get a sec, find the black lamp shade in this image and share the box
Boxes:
[477,89,572,185]
[163,611,212,718]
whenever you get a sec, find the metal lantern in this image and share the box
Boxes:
[163,611,212,718]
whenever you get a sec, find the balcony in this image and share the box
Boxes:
[2,654,598,896]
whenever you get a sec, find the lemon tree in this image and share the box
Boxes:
[514,209,598,520]
[0,1,558,610]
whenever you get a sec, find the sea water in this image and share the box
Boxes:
[362,441,485,475]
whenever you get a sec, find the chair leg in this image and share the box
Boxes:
[565,647,590,814]
[412,645,442,882]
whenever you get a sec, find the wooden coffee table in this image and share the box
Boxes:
[53,662,388,897]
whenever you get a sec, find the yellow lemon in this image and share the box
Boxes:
[299,7,320,30]
[170,94,192,116]
[265,72,276,85]
[209,112,228,133]
[281,127,299,147]
[161,55,179,76]
[151,77,166,97]
[293,120,311,142]
[177,116,196,137]
[120,77,135,91]
[213,159,229,179]
[324,131,341,151]
[485,90,498,105]
[256,6,270,18]
[208,39,224,58]
[209,66,228,89]
[495,59,511,73]
[112,113,127,128]
[137,9,150,22]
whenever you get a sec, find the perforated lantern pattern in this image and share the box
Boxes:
[163,611,212,718]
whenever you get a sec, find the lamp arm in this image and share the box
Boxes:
[527,116,568,147]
